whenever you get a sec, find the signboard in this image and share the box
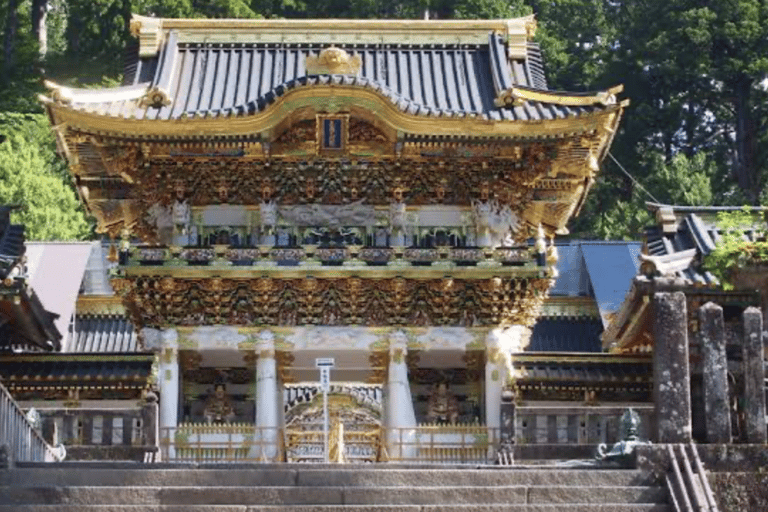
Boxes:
[315,357,335,368]
[320,367,330,392]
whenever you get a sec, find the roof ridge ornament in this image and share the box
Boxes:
[140,86,172,108]
[131,15,163,57]
[503,15,536,60]
[306,46,362,76]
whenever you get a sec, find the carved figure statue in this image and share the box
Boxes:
[388,190,408,246]
[279,200,375,227]
[172,199,190,229]
[425,382,460,425]
[146,203,174,245]
[472,199,520,248]
[203,384,236,424]
[260,201,277,227]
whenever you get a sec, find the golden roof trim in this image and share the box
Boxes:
[306,47,362,75]
[76,294,126,316]
[130,14,536,57]
[43,84,623,139]
[497,85,625,108]
[133,15,536,58]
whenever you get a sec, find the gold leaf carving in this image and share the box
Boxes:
[306,47,362,75]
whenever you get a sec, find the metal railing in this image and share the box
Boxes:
[160,424,283,463]
[0,382,63,463]
[515,405,655,445]
[387,424,501,464]
[666,443,719,512]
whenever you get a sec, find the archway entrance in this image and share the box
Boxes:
[283,383,383,462]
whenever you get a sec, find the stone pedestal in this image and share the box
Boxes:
[499,392,516,447]
[742,307,767,444]
[142,392,159,450]
[385,331,417,460]
[699,302,731,443]
[653,292,692,443]
[255,331,280,459]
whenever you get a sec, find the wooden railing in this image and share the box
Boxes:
[160,424,283,463]
[387,424,501,464]
[666,443,719,512]
[0,382,63,463]
[515,405,654,445]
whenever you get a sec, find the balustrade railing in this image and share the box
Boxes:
[387,424,501,464]
[128,243,533,268]
[160,424,283,463]
[0,382,63,463]
[515,405,655,445]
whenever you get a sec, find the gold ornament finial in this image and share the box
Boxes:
[306,46,362,75]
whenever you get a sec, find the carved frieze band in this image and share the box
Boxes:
[112,276,553,330]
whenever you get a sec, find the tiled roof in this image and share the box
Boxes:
[0,208,62,352]
[580,242,641,328]
[62,31,606,122]
[528,318,603,353]
[70,314,139,353]
[0,353,153,390]
[513,353,652,386]
[25,242,94,349]
[643,203,768,286]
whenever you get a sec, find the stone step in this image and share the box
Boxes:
[0,506,673,512]
[0,468,656,488]
[0,485,668,506]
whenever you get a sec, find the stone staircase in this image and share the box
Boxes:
[0,462,671,511]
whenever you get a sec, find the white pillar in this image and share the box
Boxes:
[157,329,179,460]
[386,330,417,460]
[485,327,527,431]
[485,333,506,431]
[255,330,280,460]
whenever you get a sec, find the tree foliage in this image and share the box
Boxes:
[0,0,766,242]
[705,207,768,290]
[0,113,92,240]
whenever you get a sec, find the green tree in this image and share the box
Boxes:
[0,113,92,240]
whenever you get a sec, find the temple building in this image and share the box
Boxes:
[33,14,636,463]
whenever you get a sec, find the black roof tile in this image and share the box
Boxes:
[70,31,604,122]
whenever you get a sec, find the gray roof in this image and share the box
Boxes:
[580,242,641,328]
[25,242,96,349]
[528,318,603,352]
[66,32,604,122]
[70,314,139,353]
[643,203,768,286]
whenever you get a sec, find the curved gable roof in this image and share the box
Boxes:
[42,17,624,127]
